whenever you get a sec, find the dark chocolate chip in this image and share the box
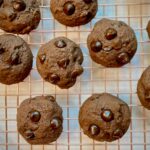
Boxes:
[105,28,117,40]
[0,48,4,54]
[90,125,100,136]
[55,40,66,48]
[57,58,70,69]
[11,53,21,65]
[30,111,41,122]
[86,12,92,20]
[116,52,129,65]
[13,1,26,11]
[50,74,60,84]
[83,0,93,3]
[39,54,46,64]
[71,69,81,78]
[25,130,35,139]
[90,41,102,52]
[63,2,75,16]
[8,13,17,21]
[0,0,3,6]
[50,118,61,130]
[101,109,114,122]
[113,129,123,138]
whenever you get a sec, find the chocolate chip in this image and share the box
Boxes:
[101,109,114,122]
[71,70,81,78]
[90,125,100,136]
[57,58,70,69]
[55,40,66,48]
[46,95,55,102]
[116,52,129,65]
[39,54,46,64]
[105,28,117,40]
[63,2,75,16]
[25,130,35,139]
[50,118,61,130]
[13,1,26,11]
[83,0,93,3]
[90,41,102,52]
[0,0,3,6]
[8,13,17,21]
[103,46,112,52]
[50,74,60,84]
[30,111,41,122]
[11,53,21,65]
[113,129,123,138]
[0,48,4,54]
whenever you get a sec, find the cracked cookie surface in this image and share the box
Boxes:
[50,0,98,27]
[17,95,63,144]
[36,37,84,89]
[0,34,33,84]
[87,18,137,67]
[79,93,131,142]
[0,0,41,34]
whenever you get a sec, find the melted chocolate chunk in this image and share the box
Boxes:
[12,0,26,11]
[105,28,117,40]
[113,129,123,138]
[39,54,46,64]
[71,69,81,78]
[63,2,75,16]
[11,53,21,65]
[55,40,66,48]
[25,130,35,139]
[90,125,100,136]
[101,109,114,122]
[50,74,60,84]
[57,58,70,69]
[91,41,102,52]
[0,0,3,6]
[0,48,5,54]
[83,0,93,3]
[50,118,61,130]
[30,111,41,122]
[116,52,129,64]
[8,13,17,21]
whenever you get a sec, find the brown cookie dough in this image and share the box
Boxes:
[17,95,63,145]
[0,0,41,34]
[0,34,33,85]
[50,0,98,27]
[147,20,150,39]
[87,18,137,67]
[36,37,84,89]
[137,66,150,110]
[79,93,131,142]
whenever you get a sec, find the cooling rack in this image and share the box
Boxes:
[0,0,150,150]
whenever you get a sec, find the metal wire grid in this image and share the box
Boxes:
[0,0,150,150]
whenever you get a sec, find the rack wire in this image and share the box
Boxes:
[0,0,150,150]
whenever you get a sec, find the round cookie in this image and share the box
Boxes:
[0,0,41,34]
[36,37,84,89]
[17,95,63,145]
[50,0,98,27]
[147,20,150,39]
[0,34,33,85]
[79,93,131,142]
[87,18,137,67]
[137,66,150,110]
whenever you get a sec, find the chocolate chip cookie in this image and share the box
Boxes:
[17,95,63,145]
[0,34,33,85]
[0,0,41,34]
[50,0,98,27]
[36,37,84,89]
[87,18,137,67]
[147,20,150,38]
[79,93,131,142]
[137,66,150,110]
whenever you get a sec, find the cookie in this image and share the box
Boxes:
[87,18,137,67]
[0,0,41,34]
[137,66,150,110]
[147,20,150,38]
[17,95,63,145]
[0,34,33,85]
[79,93,131,142]
[50,0,98,27]
[36,37,84,89]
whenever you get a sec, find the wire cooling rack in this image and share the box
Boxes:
[0,0,150,150]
